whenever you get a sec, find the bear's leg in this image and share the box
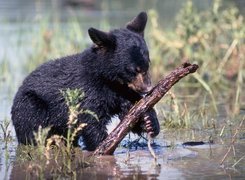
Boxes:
[11,91,49,145]
[77,123,108,151]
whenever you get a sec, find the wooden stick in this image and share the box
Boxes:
[94,62,199,155]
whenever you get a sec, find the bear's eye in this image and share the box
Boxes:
[126,66,138,76]
[140,49,149,61]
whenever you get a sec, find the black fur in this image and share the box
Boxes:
[11,12,159,151]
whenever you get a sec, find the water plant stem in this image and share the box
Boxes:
[147,134,157,163]
[220,116,244,165]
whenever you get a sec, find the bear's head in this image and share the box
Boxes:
[88,12,151,94]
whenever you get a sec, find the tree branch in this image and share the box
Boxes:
[93,62,199,155]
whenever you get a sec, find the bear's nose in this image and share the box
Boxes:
[142,73,152,93]
[140,84,152,94]
[127,72,152,94]
[145,85,153,93]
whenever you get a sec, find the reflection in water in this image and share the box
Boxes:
[9,143,185,179]
[8,134,245,179]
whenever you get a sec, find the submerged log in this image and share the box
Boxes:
[93,62,199,155]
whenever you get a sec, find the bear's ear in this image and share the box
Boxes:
[88,28,115,48]
[126,11,147,36]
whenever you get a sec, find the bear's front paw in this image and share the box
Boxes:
[143,111,160,138]
[131,109,160,138]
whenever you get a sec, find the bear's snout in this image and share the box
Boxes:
[128,72,152,94]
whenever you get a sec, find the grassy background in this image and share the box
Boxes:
[0,1,244,130]
[0,1,244,178]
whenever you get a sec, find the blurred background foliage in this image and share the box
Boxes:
[0,0,244,127]
[148,0,244,122]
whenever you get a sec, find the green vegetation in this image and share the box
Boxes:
[148,0,244,128]
[0,118,13,143]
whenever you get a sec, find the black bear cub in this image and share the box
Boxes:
[11,12,160,151]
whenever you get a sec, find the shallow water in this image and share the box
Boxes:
[0,0,245,179]
[8,131,245,179]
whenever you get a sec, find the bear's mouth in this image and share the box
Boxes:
[127,73,152,95]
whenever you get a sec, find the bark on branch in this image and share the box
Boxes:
[93,62,199,155]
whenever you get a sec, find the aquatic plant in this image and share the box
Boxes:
[0,118,15,180]
[0,118,13,143]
